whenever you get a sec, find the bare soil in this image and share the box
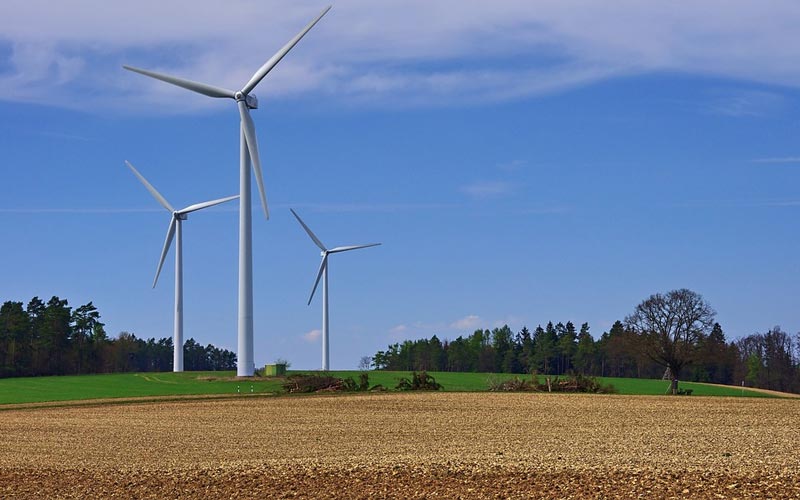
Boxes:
[1,393,798,498]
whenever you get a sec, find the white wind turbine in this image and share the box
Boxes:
[126,161,238,372]
[291,209,380,371]
[123,6,331,375]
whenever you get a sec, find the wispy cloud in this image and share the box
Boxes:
[751,157,800,164]
[754,199,800,207]
[0,206,238,214]
[667,197,800,209]
[5,2,800,111]
[491,315,525,330]
[705,90,785,117]
[302,329,321,342]
[38,131,95,142]
[386,314,526,340]
[0,207,163,214]
[389,324,408,334]
[459,181,517,200]
[450,315,482,330]
[283,202,459,213]
[387,324,409,340]
[495,160,528,172]
[518,205,570,215]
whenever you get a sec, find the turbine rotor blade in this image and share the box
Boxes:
[308,254,328,305]
[123,65,237,99]
[125,161,174,213]
[328,243,381,254]
[178,195,239,215]
[238,101,269,219]
[153,217,177,288]
[290,208,326,251]
[240,5,332,95]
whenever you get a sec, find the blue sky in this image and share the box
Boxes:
[1,1,799,369]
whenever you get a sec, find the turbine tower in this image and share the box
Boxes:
[291,209,380,371]
[123,6,331,376]
[126,161,238,372]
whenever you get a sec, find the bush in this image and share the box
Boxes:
[395,371,442,391]
[488,373,616,394]
[282,373,372,394]
[488,376,537,392]
[359,372,370,391]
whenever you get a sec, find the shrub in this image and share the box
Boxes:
[282,373,372,394]
[488,376,537,392]
[488,373,616,394]
[283,374,342,393]
[395,371,442,391]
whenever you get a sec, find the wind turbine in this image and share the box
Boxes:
[126,161,238,372]
[291,209,380,371]
[123,6,331,376]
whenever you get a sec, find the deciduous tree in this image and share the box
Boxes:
[625,289,715,394]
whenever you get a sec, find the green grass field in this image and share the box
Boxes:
[0,370,773,405]
[0,372,284,405]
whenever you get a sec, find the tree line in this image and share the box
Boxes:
[0,296,236,377]
[372,290,800,394]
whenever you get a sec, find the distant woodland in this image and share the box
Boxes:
[372,322,800,393]
[0,296,236,378]
[373,290,800,394]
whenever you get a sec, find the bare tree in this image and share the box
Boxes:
[625,289,715,394]
[358,356,373,371]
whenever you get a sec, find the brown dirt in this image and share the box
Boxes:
[1,393,798,498]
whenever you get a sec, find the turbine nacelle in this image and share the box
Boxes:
[235,91,259,110]
[175,212,188,221]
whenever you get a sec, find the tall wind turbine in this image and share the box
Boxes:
[126,161,238,372]
[291,209,380,371]
[123,6,331,376]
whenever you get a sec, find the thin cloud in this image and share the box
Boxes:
[517,205,570,215]
[387,324,408,340]
[302,329,321,342]
[491,316,525,330]
[755,199,800,207]
[0,206,238,214]
[284,202,459,213]
[496,160,528,172]
[38,131,95,142]
[389,324,408,334]
[5,2,800,111]
[0,207,163,214]
[450,315,482,330]
[751,157,800,164]
[705,90,785,117]
[667,198,800,209]
[460,181,516,200]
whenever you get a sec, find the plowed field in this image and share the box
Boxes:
[1,393,798,498]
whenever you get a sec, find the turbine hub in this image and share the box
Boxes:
[176,212,188,221]
[235,91,259,110]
